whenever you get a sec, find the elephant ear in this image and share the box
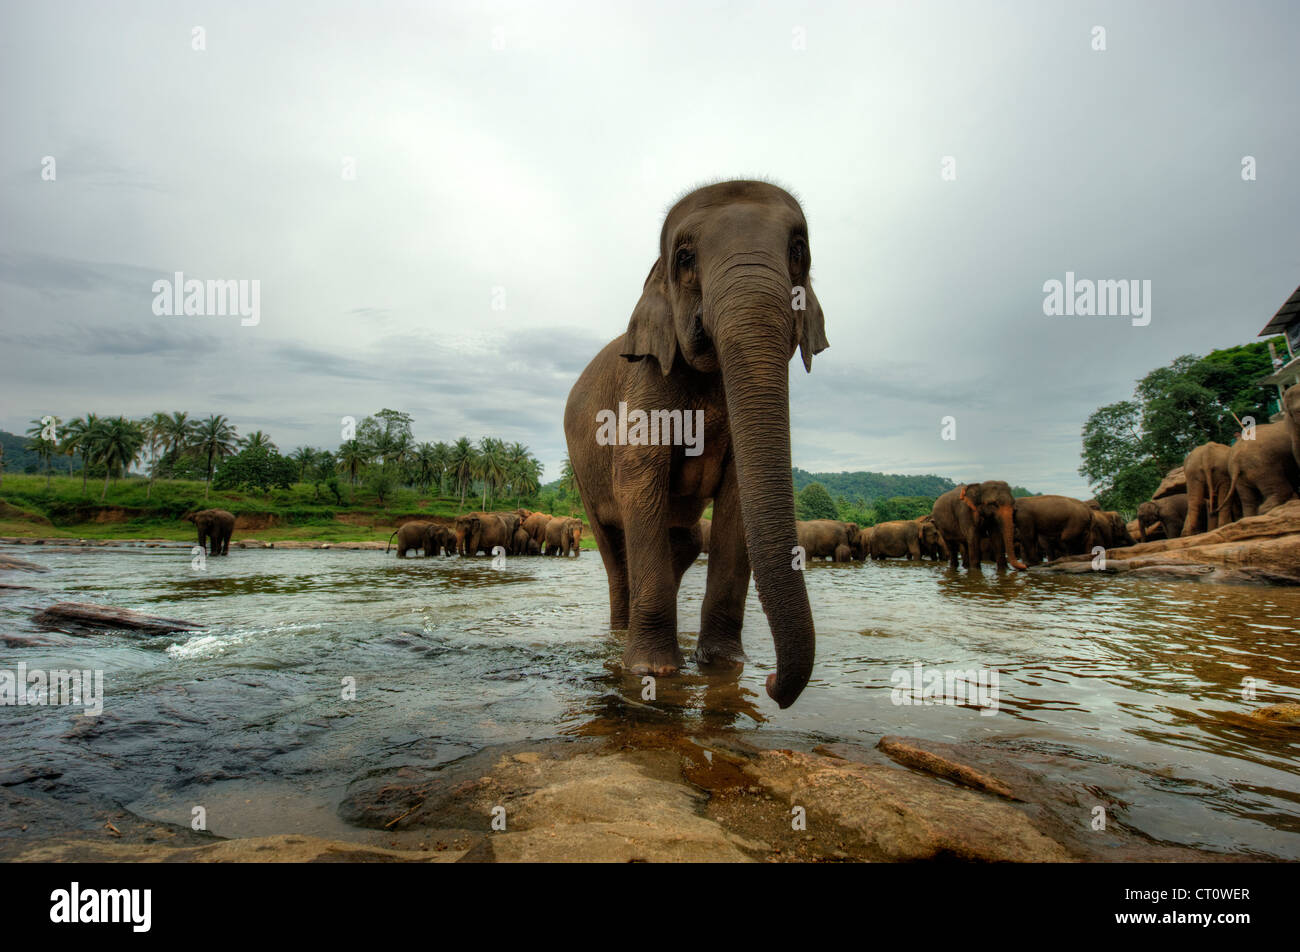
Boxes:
[959,483,981,512]
[621,258,677,376]
[795,283,828,373]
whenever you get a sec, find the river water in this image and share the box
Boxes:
[2,544,1298,857]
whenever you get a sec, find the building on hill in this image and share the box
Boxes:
[1258,283,1300,421]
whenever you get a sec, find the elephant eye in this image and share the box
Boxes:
[675,247,695,275]
[789,238,807,272]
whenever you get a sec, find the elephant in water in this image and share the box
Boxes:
[455,512,514,556]
[1182,441,1237,535]
[1136,494,1189,542]
[543,517,584,556]
[184,509,234,556]
[867,519,924,560]
[931,481,1026,571]
[387,521,451,558]
[1228,421,1300,517]
[697,518,711,555]
[521,511,553,547]
[563,181,828,709]
[1013,495,1094,564]
[796,520,856,561]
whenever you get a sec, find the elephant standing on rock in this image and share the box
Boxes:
[184,509,234,556]
[1285,384,1300,470]
[931,481,1026,572]
[796,520,857,561]
[1182,442,1237,535]
[1136,494,1189,542]
[544,517,584,556]
[1228,421,1300,517]
[1013,495,1094,564]
[1088,510,1135,551]
[563,180,828,708]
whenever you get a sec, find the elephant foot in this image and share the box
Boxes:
[693,634,747,670]
[623,642,684,678]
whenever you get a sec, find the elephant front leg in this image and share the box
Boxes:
[617,480,682,676]
[696,464,749,669]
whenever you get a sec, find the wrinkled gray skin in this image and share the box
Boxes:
[1137,494,1189,542]
[698,518,711,554]
[563,180,828,709]
[1228,421,1300,517]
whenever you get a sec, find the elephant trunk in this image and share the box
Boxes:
[997,505,1026,570]
[711,264,814,709]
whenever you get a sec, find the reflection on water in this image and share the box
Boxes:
[1,546,1297,856]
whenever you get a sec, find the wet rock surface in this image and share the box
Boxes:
[30,601,203,636]
[2,731,1254,863]
[1034,499,1300,585]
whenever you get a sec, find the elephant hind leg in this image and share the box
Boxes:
[589,520,629,629]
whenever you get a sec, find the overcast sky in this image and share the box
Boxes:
[2,0,1297,496]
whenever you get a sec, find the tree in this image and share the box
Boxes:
[796,482,838,520]
[213,445,296,493]
[289,446,317,483]
[25,417,60,490]
[141,412,171,500]
[449,437,477,510]
[192,414,238,498]
[60,414,100,494]
[336,439,368,486]
[95,416,145,501]
[239,430,277,452]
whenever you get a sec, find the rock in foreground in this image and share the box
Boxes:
[31,602,202,636]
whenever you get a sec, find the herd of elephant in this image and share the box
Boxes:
[386,510,585,559]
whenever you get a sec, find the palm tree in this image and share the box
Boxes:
[431,441,450,496]
[336,439,368,486]
[449,437,477,511]
[411,442,440,492]
[290,446,317,483]
[25,417,60,490]
[239,430,277,452]
[559,454,578,497]
[142,412,171,500]
[475,437,509,510]
[160,411,195,460]
[192,414,238,499]
[96,417,145,501]
[61,414,100,494]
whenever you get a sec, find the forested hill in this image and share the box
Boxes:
[791,468,956,503]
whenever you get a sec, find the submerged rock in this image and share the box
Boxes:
[1248,702,1300,726]
[31,601,202,636]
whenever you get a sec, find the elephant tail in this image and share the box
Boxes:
[386,528,400,553]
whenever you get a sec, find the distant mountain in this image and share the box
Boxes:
[0,430,75,475]
[792,468,955,503]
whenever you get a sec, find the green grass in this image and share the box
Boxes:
[0,473,594,544]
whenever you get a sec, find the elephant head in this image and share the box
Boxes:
[454,514,481,555]
[566,519,584,554]
[620,181,828,707]
[1135,501,1159,541]
[960,481,1027,570]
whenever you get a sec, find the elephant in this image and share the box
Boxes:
[1136,494,1189,542]
[917,515,949,561]
[1182,441,1237,536]
[856,526,875,559]
[184,509,234,556]
[512,527,535,555]
[796,520,856,561]
[867,519,924,560]
[834,543,853,563]
[1285,384,1300,471]
[387,521,442,558]
[455,512,514,556]
[931,481,1026,572]
[543,516,584,556]
[562,180,828,708]
[521,511,553,546]
[698,518,711,554]
[1013,495,1094,564]
[1228,421,1300,517]
[1089,510,1135,550]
